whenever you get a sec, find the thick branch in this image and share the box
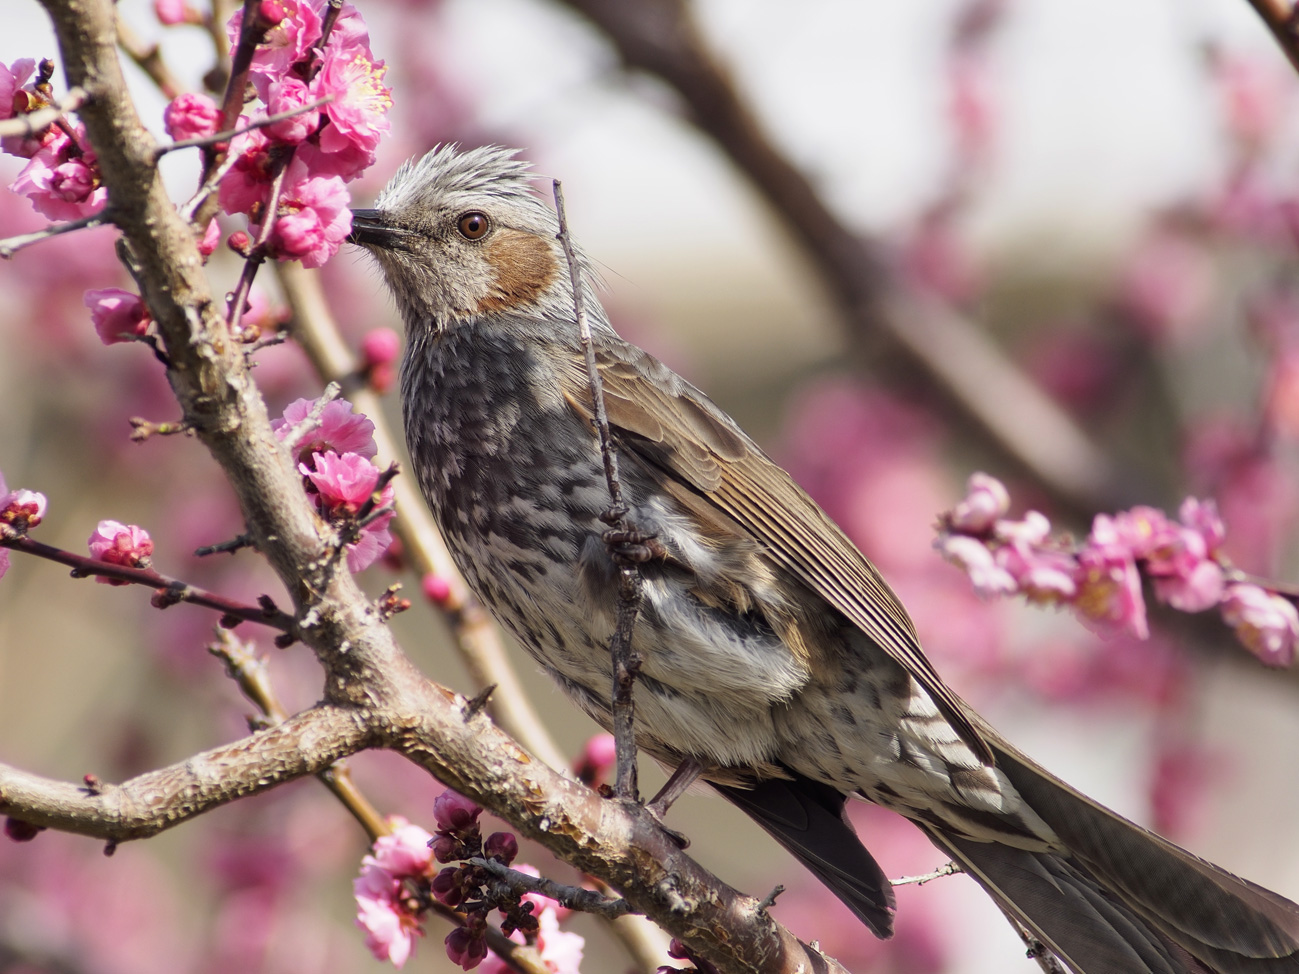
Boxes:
[1243,0,1299,76]
[0,706,371,840]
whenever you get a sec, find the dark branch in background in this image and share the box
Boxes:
[0,211,108,258]
[1244,0,1299,75]
[554,180,645,802]
[557,0,1134,520]
[1,535,298,632]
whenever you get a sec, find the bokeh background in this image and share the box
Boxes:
[4,0,1299,972]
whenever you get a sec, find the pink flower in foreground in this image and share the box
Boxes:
[274,396,377,460]
[261,157,352,267]
[264,76,319,144]
[163,92,224,143]
[315,46,392,158]
[1221,583,1299,666]
[84,288,151,345]
[0,58,36,120]
[10,137,107,220]
[354,862,422,968]
[228,0,322,85]
[301,450,381,514]
[947,471,1009,534]
[1,483,49,534]
[218,125,275,216]
[88,520,154,584]
[343,486,394,573]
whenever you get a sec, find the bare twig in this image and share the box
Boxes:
[471,858,634,919]
[0,210,108,259]
[553,179,645,803]
[155,94,334,157]
[890,861,962,887]
[2,534,297,632]
[0,86,88,138]
[117,18,184,99]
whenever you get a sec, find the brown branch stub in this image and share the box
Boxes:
[1244,0,1299,76]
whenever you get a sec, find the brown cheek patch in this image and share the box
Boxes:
[476,229,558,314]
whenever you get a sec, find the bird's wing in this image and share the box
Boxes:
[558,343,992,765]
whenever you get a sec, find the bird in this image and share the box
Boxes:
[348,143,1299,974]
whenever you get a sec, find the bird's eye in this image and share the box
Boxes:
[457,212,489,240]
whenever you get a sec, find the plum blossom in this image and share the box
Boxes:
[0,58,36,120]
[10,133,108,220]
[936,533,1015,597]
[87,520,153,584]
[273,396,377,461]
[301,450,381,514]
[228,0,323,85]
[421,572,453,606]
[947,471,1008,533]
[260,156,351,267]
[353,818,436,968]
[84,287,151,345]
[264,77,320,145]
[163,92,224,143]
[1,476,48,537]
[1221,583,1299,667]
[314,44,391,163]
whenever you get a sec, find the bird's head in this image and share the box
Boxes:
[348,144,581,334]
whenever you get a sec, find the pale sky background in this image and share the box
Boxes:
[3,3,1298,972]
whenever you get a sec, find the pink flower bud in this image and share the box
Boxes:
[421,573,453,606]
[164,92,224,143]
[430,866,464,906]
[88,520,154,583]
[84,288,150,345]
[432,790,482,833]
[483,831,519,865]
[228,230,251,254]
[573,733,616,788]
[154,0,190,25]
[362,328,401,367]
[4,817,43,842]
[430,833,460,863]
[197,218,221,257]
[1,487,48,533]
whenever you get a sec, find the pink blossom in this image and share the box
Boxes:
[994,543,1077,603]
[302,450,381,514]
[264,76,319,144]
[936,534,1015,597]
[573,733,617,788]
[1,484,49,534]
[1125,502,1225,613]
[0,58,36,120]
[901,213,981,305]
[273,397,377,461]
[1178,496,1225,552]
[228,0,322,85]
[1073,515,1149,639]
[370,820,435,878]
[947,471,1008,533]
[1221,583,1299,666]
[218,125,275,216]
[84,288,151,345]
[163,92,224,143]
[261,157,352,267]
[433,790,482,833]
[10,138,107,220]
[354,862,422,967]
[314,46,392,159]
[1214,53,1288,150]
[362,327,400,392]
[88,520,154,583]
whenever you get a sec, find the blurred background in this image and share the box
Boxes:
[4,0,1299,971]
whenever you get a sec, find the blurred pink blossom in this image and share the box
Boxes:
[1214,52,1289,151]
[1064,515,1149,638]
[163,92,224,143]
[371,819,435,878]
[154,0,192,25]
[947,471,1008,533]
[573,733,617,789]
[936,533,1015,597]
[421,572,453,606]
[0,58,35,120]
[354,861,422,967]
[1115,229,1214,344]
[84,287,151,345]
[1220,582,1299,666]
[362,327,400,392]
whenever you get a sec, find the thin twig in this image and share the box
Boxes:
[117,18,184,99]
[553,179,645,803]
[0,87,88,138]
[890,861,961,887]
[2,535,297,632]
[155,94,334,157]
[470,858,634,919]
[0,211,108,259]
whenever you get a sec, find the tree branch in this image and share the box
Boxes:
[1243,0,1299,76]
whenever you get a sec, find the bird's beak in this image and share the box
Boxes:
[348,209,412,249]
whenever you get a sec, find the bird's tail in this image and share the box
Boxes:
[925,735,1299,974]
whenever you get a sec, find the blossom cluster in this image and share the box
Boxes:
[272,395,394,573]
[214,0,392,268]
[353,791,583,973]
[937,473,1299,666]
[1,59,107,221]
[0,468,49,581]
